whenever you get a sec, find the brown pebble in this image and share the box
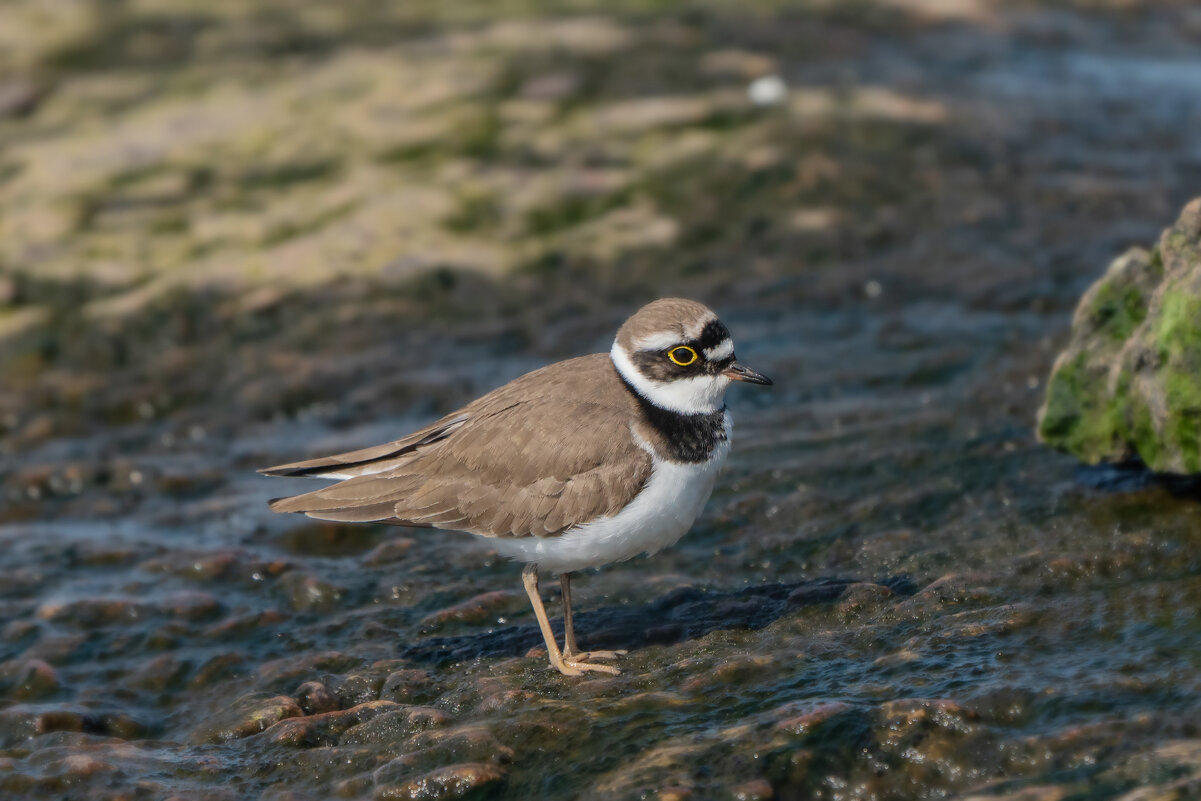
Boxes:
[188,653,245,690]
[190,693,303,744]
[657,787,694,801]
[836,582,894,616]
[373,761,506,801]
[139,550,239,581]
[267,700,402,747]
[731,779,774,800]
[773,701,851,736]
[379,669,435,704]
[36,597,148,627]
[295,681,338,715]
[164,591,223,621]
[332,673,385,708]
[362,538,416,566]
[277,572,346,613]
[339,706,452,747]
[0,658,60,700]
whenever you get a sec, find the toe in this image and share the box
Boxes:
[565,659,620,676]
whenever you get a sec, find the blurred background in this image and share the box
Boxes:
[2,1,1201,800]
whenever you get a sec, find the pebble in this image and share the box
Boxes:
[295,681,338,715]
[0,658,61,700]
[339,706,453,747]
[730,778,775,800]
[187,652,245,690]
[362,539,416,566]
[772,701,852,736]
[129,654,189,691]
[277,572,346,613]
[372,762,506,801]
[36,597,148,627]
[836,582,895,618]
[379,669,437,704]
[332,672,386,708]
[266,700,403,747]
[189,692,304,744]
[138,550,239,581]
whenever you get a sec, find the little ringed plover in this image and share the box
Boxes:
[260,298,772,676]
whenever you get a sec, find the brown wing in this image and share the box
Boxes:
[258,415,469,478]
[263,354,653,538]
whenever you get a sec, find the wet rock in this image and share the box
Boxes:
[372,761,506,801]
[419,590,525,632]
[836,582,895,618]
[0,705,148,747]
[295,681,338,715]
[959,787,1067,801]
[44,753,119,778]
[680,655,776,693]
[36,597,149,627]
[0,570,43,600]
[401,579,869,664]
[402,724,514,766]
[258,651,364,689]
[277,572,347,613]
[1039,197,1201,473]
[362,538,416,566]
[188,652,246,689]
[339,706,452,746]
[138,550,241,581]
[128,654,189,692]
[266,700,403,747]
[260,786,320,801]
[656,788,695,801]
[379,669,437,704]
[276,522,384,557]
[189,692,304,744]
[772,700,852,736]
[729,779,774,801]
[202,608,290,639]
[0,658,61,700]
[903,572,997,611]
[331,672,386,707]
[162,591,223,621]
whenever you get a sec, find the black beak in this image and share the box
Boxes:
[722,361,773,386]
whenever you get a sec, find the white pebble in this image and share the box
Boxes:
[747,75,788,107]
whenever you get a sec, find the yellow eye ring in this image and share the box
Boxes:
[668,346,698,366]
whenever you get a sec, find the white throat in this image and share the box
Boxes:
[610,341,730,415]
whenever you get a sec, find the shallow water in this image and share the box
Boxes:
[3,2,1201,800]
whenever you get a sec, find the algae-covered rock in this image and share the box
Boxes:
[1039,198,1201,473]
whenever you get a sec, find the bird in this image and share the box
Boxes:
[259,298,772,676]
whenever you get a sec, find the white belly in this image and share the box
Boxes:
[485,425,730,574]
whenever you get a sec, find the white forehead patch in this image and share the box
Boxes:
[684,314,718,341]
[703,339,734,362]
[632,331,685,351]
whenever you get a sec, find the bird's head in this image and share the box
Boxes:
[611,298,772,415]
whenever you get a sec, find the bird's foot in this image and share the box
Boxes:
[563,648,628,663]
[556,658,621,676]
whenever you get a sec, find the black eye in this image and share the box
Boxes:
[667,346,698,366]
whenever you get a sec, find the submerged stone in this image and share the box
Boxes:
[189,692,304,744]
[1039,198,1201,473]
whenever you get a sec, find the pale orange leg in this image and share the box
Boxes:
[560,572,626,665]
[522,564,617,676]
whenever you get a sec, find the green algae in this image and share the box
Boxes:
[1038,352,1124,464]
[1039,206,1201,474]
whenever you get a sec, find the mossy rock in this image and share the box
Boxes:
[1038,198,1201,474]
